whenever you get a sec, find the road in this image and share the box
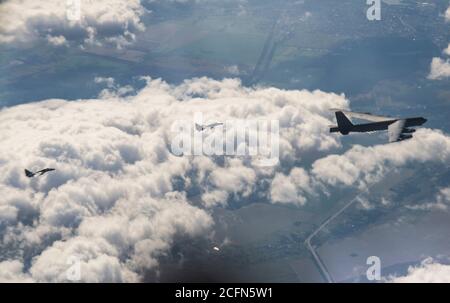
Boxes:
[303,168,394,283]
[304,193,364,283]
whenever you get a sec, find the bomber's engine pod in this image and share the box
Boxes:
[402,128,416,134]
[399,134,413,141]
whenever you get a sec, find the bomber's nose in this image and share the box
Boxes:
[422,118,427,124]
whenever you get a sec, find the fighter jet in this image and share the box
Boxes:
[195,122,223,132]
[24,168,55,178]
[329,109,427,143]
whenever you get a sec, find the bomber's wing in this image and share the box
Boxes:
[330,109,393,122]
[388,119,409,143]
[36,168,55,175]
[208,122,223,128]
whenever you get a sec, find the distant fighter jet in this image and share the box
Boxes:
[24,168,55,178]
[195,122,223,132]
[330,109,427,143]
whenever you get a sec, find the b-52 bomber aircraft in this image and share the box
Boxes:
[330,109,427,143]
[24,168,55,178]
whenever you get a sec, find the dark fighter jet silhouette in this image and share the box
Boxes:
[24,168,56,178]
[330,109,427,143]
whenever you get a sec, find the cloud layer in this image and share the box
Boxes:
[0,76,449,282]
[0,77,348,282]
[428,57,450,80]
[387,257,450,283]
[0,0,146,48]
[428,5,450,80]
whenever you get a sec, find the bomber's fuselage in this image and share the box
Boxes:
[349,117,427,133]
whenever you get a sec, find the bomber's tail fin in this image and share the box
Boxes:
[332,111,354,135]
[24,169,34,178]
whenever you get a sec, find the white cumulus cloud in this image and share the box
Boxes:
[387,257,450,283]
[0,76,348,282]
[428,5,450,80]
[1,76,449,282]
[406,187,450,211]
[428,57,450,80]
[0,0,146,48]
[311,129,450,188]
